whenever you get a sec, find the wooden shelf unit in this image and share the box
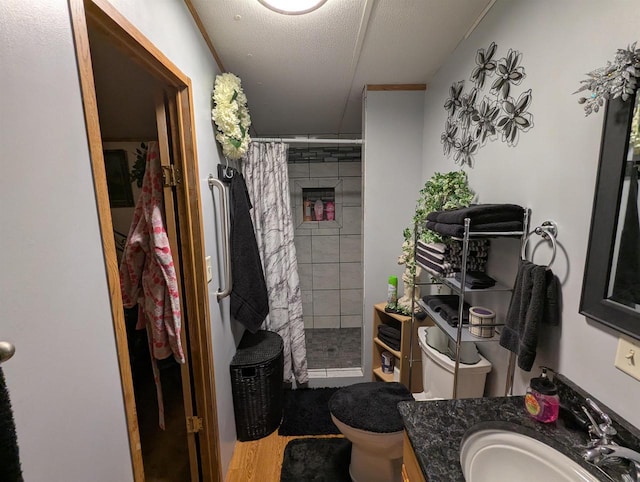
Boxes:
[372,303,432,392]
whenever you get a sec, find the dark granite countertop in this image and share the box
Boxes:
[398,396,608,481]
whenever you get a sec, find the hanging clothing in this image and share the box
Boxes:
[243,142,308,385]
[119,141,184,428]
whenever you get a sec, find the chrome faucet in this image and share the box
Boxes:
[582,398,617,446]
[584,445,640,482]
[582,398,640,481]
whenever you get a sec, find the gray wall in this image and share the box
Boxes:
[1,0,240,478]
[420,0,640,427]
[362,89,426,380]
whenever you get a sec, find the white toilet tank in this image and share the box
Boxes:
[417,326,491,399]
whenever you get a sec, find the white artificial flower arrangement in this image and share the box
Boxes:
[211,73,251,160]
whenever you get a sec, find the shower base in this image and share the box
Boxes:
[305,327,361,369]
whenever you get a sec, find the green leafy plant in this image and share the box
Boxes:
[129,142,148,188]
[401,170,475,282]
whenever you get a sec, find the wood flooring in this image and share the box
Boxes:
[225,431,344,482]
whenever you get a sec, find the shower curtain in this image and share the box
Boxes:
[243,142,308,385]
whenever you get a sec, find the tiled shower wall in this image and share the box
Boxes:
[288,150,362,329]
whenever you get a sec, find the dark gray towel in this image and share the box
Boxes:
[426,220,523,238]
[229,173,270,333]
[427,204,525,224]
[500,260,561,371]
[454,271,496,289]
[378,333,401,351]
[0,367,23,482]
[378,324,401,341]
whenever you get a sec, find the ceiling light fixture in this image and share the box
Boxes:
[258,0,328,15]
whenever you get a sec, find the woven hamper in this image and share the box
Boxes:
[230,330,284,441]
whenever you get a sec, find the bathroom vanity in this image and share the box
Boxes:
[399,374,640,481]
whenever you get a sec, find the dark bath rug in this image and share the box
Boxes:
[280,438,351,482]
[279,387,341,436]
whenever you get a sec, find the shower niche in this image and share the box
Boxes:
[302,187,336,222]
[292,178,343,229]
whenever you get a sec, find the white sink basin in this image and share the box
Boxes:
[460,428,600,482]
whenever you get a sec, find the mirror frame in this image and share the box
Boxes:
[580,93,640,341]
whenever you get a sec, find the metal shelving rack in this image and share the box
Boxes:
[409,208,531,398]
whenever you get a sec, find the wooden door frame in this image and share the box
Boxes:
[68,1,221,480]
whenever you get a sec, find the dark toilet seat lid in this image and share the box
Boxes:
[328,382,413,433]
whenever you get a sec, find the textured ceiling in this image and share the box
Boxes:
[191,0,495,137]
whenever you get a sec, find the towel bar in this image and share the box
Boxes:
[208,174,232,301]
[0,341,15,365]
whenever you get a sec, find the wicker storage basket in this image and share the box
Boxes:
[230,330,284,441]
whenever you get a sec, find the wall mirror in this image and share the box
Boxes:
[581,92,640,340]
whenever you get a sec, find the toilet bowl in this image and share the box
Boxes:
[328,382,413,482]
[417,326,492,400]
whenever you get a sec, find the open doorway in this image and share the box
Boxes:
[69,0,222,480]
[89,25,192,481]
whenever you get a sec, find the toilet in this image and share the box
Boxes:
[328,382,413,482]
[416,326,492,400]
[328,329,492,482]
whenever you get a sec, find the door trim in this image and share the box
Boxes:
[68,1,222,480]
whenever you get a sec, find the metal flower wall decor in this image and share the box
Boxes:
[441,42,534,167]
[574,42,640,116]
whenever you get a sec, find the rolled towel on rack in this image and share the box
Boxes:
[421,241,448,254]
[454,271,496,289]
[422,295,471,326]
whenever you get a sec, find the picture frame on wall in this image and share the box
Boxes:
[103,149,135,208]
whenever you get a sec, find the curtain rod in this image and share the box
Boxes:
[251,137,363,145]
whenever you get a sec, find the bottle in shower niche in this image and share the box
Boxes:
[386,275,398,311]
[303,199,312,221]
[314,199,324,221]
[325,201,335,221]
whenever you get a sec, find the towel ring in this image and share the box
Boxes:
[520,220,558,268]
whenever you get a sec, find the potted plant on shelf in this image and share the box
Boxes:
[396,170,475,315]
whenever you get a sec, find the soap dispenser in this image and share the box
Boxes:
[525,367,559,423]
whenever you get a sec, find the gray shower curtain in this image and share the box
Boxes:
[243,142,308,385]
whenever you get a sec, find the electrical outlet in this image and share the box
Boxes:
[205,256,212,283]
[614,337,640,381]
